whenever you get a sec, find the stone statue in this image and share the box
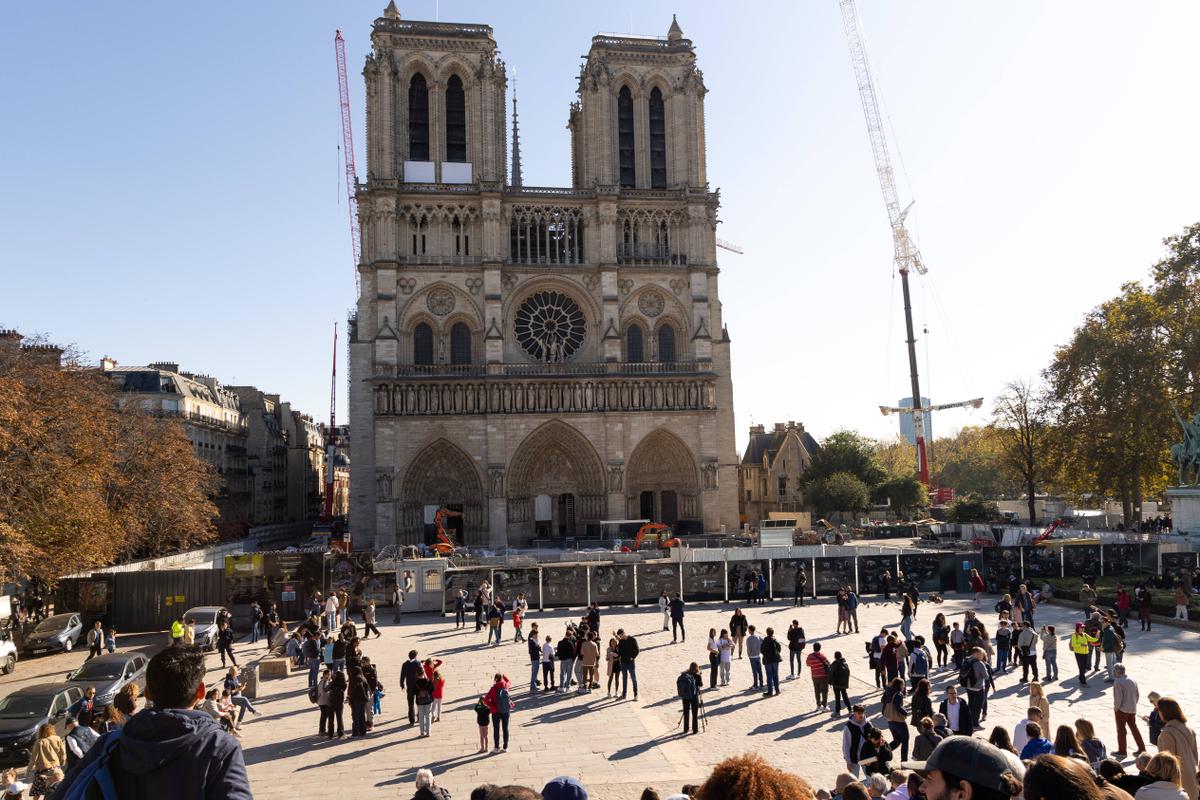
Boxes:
[1172,408,1200,486]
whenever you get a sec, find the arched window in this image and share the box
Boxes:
[626,324,644,363]
[409,74,430,161]
[445,75,466,162]
[617,85,635,188]
[657,324,676,363]
[413,322,433,365]
[649,87,667,188]
[450,322,472,365]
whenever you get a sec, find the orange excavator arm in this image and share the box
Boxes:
[433,507,464,553]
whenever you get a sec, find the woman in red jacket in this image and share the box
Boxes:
[482,673,514,753]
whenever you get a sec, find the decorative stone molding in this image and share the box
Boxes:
[398,277,417,295]
[668,278,687,295]
[465,277,483,295]
[376,470,394,502]
[638,291,665,317]
[426,288,456,316]
[702,461,719,490]
[608,464,624,492]
[488,466,506,496]
[617,279,633,296]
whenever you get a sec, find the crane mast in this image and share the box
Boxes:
[334,30,361,290]
[322,322,337,523]
[840,0,956,488]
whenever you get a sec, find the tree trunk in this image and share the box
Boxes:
[1026,483,1037,527]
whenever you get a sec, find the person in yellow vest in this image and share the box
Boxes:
[169,616,184,647]
[1070,622,1098,687]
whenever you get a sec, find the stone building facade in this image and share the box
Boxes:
[738,422,820,526]
[348,5,739,548]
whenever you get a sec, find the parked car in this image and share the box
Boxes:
[64,651,149,707]
[0,683,84,766]
[0,630,16,675]
[183,606,229,651]
[21,612,83,656]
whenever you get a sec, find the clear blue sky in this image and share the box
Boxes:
[3,2,1198,454]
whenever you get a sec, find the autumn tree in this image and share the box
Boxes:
[1151,222,1200,414]
[929,426,1013,499]
[993,381,1054,525]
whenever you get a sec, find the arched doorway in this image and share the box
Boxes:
[626,428,700,530]
[398,439,486,546]
[507,420,606,543]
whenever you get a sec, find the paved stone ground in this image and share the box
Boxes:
[2,596,1197,799]
[231,595,1200,800]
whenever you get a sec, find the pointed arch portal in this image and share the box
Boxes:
[399,439,485,546]
[626,428,700,526]
[506,420,606,542]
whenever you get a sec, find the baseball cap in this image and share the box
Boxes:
[903,736,1024,792]
[542,776,588,800]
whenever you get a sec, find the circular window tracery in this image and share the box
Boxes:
[514,291,586,362]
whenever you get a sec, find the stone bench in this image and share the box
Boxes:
[258,658,291,680]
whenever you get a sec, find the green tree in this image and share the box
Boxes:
[873,474,929,517]
[993,381,1054,525]
[809,471,871,516]
[1046,282,1174,524]
[1151,222,1200,414]
[946,494,1000,524]
[804,430,886,490]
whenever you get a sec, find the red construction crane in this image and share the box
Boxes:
[334,30,361,287]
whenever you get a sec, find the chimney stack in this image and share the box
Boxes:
[149,362,180,374]
[100,356,118,371]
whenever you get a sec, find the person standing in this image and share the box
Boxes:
[807,642,831,711]
[1102,619,1123,682]
[486,600,504,647]
[1175,586,1190,622]
[1154,698,1199,800]
[249,602,263,645]
[908,636,931,690]
[324,592,339,632]
[729,609,749,659]
[1040,625,1059,681]
[541,635,556,692]
[363,600,381,639]
[847,587,861,634]
[678,662,703,735]
[669,593,686,643]
[787,620,807,680]
[716,629,733,686]
[85,621,104,660]
[579,633,600,694]
[413,672,434,738]
[970,569,985,607]
[900,596,915,641]
[617,628,640,701]
[795,566,808,607]
[326,668,346,738]
[473,694,490,754]
[658,591,670,631]
[830,650,852,716]
[482,673,513,753]
[761,626,782,697]
[843,705,877,777]
[399,649,422,726]
[556,631,576,693]
[938,685,971,736]
[705,628,720,690]
[604,634,620,697]
[1070,623,1098,687]
[1138,583,1154,631]
[473,590,484,632]
[962,647,990,732]
[453,589,467,629]
[526,624,542,691]
[392,582,405,624]
[1113,665,1148,756]
[512,605,525,644]
[1017,621,1039,683]
[746,625,764,691]
[347,666,371,737]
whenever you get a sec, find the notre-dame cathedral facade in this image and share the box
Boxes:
[348,3,739,549]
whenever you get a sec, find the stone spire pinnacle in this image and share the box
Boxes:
[383,1,400,20]
[667,14,683,41]
[510,67,523,188]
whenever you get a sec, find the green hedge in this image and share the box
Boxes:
[1044,576,1199,617]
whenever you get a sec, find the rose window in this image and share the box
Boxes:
[514,291,586,362]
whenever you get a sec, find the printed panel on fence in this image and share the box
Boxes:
[590,564,635,606]
[857,555,896,595]
[727,560,767,604]
[492,568,539,609]
[899,553,942,593]
[636,563,681,605]
[1063,545,1101,578]
[1102,544,1143,578]
[814,557,854,596]
[1020,547,1060,580]
[683,562,725,602]
[982,547,1022,590]
[541,565,587,608]
[771,559,814,599]
[443,568,492,613]
[1162,551,1199,575]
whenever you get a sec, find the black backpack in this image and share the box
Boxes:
[556,639,574,660]
[829,658,850,687]
[677,672,696,700]
[958,656,977,689]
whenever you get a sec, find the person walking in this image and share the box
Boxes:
[362,600,381,639]
[807,642,831,711]
[910,677,934,730]
[400,650,422,726]
[795,565,808,607]
[1155,698,1199,800]
[26,722,67,798]
[900,596,915,641]
[761,626,782,697]
[1111,665,1147,756]
[678,662,703,735]
[931,613,950,669]
[658,591,670,631]
[830,649,852,716]
[1070,623,1098,687]
[970,568,985,607]
[908,636,931,690]
[1175,586,1190,622]
[962,647,990,732]
[746,625,764,691]
[541,635,556,692]
[729,609,749,659]
[512,605,525,644]
[669,593,686,643]
[482,673,514,753]
[843,704,877,777]
[881,677,910,761]
[216,622,237,668]
[847,587,861,633]
[617,628,640,701]
[486,600,504,647]
[787,620,807,680]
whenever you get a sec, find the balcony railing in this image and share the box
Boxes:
[617,243,687,266]
[372,360,712,379]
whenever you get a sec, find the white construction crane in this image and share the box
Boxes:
[839,0,979,486]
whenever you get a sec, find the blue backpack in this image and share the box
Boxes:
[495,685,511,712]
[61,731,122,800]
[911,647,929,675]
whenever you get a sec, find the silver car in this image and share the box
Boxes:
[64,652,149,707]
[21,613,84,656]
[183,606,228,651]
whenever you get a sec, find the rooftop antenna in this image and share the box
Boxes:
[510,67,523,187]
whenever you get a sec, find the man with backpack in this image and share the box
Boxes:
[829,650,852,716]
[908,635,932,690]
[760,627,782,697]
[959,646,990,732]
[249,602,263,645]
[50,645,252,800]
[677,663,703,734]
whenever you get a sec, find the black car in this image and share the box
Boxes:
[0,683,84,766]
